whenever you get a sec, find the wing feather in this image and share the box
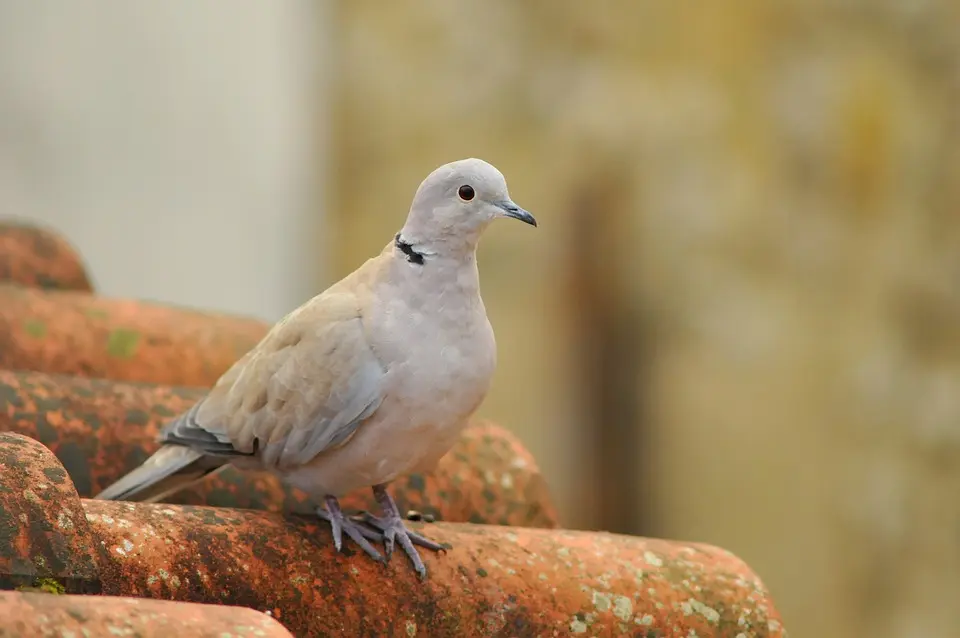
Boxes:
[158,289,387,471]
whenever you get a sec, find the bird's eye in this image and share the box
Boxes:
[458,185,475,201]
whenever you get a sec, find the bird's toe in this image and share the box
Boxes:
[317,501,384,559]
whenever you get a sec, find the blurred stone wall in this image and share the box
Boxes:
[330,2,960,637]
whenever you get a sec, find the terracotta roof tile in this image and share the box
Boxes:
[0,221,93,292]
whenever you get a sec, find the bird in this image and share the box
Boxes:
[93,158,537,578]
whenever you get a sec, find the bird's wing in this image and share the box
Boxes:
[162,283,388,471]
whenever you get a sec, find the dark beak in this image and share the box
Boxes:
[495,200,537,227]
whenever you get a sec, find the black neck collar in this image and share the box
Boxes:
[394,233,425,265]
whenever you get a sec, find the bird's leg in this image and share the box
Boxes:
[360,483,448,578]
[315,494,385,563]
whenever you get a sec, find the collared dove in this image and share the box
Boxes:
[93,158,537,578]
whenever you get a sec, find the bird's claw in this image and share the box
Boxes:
[320,489,448,578]
[317,501,385,563]
[361,511,447,578]
[361,511,448,552]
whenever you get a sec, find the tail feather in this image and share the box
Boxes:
[93,444,225,503]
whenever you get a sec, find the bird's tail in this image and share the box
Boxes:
[93,444,226,503]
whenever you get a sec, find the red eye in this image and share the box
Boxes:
[458,185,475,201]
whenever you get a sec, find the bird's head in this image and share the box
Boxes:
[398,158,536,258]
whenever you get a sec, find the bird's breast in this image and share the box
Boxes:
[387,322,496,423]
[366,273,497,437]
[286,298,497,496]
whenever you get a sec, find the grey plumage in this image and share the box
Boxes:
[94,157,536,577]
[93,444,220,503]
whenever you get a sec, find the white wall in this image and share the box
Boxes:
[0,1,327,322]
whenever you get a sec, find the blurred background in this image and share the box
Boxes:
[2,2,959,636]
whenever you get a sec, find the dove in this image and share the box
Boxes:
[93,157,537,578]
